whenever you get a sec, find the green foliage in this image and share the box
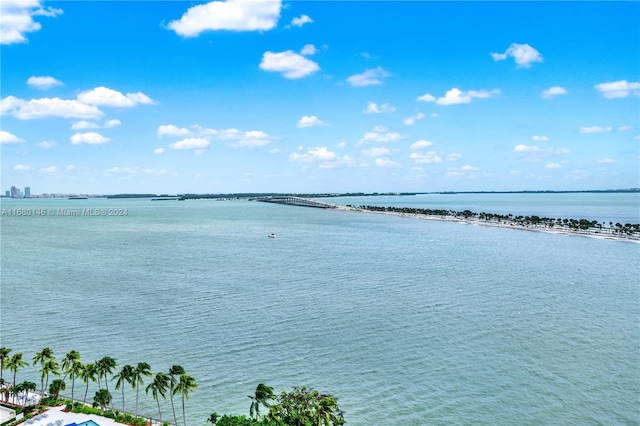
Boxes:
[211,414,284,426]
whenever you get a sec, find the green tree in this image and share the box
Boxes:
[68,360,84,403]
[249,383,275,421]
[267,387,344,426]
[93,389,112,414]
[173,373,197,426]
[132,362,152,417]
[114,364,135,412]
[315,396,343,426]
[19,381,37,406]
[61,350,81,381]
[169,365,185,426]
[81,362,98,405]
[40,359,60,396]
[97,356,117,409]
[49,378,66,399]
[8,353,28,390]
[146,371,170,423]
[0,348,11,383]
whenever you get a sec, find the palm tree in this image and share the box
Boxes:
[249,383,275,421]
[68,360,84,403]
[97,356,116,409]
[8,353,28,390]
[40,359,60,396]
[173,373,197,426]
[169,365,185,426]
[0,348,12,382]
[20,381,37,406]
[61,350,81,381]
[93,389,112,414]
[145,371,170,423]
[316,396,344,426]
[114,364,134,412]
[49,379,66,399]
[81,362,98,405]
[132,362,152,417]
[33,348,56,394]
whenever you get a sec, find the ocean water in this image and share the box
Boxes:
[1,195,638,425]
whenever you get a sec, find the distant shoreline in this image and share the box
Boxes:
[338,205,640,244]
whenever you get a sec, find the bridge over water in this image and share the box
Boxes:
[250,196,339,209]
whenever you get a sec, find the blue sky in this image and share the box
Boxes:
[1,0,639,194]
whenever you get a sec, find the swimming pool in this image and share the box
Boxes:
[77,421,100,426]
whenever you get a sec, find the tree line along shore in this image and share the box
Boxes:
[0,347,344,426]
[347,205,640,239]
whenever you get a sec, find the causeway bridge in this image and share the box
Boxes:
[250,196,339,209]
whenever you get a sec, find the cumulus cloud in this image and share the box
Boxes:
[170,137,210,150]
[1,0,62,45]
[40,166,58,173]
[260,50,320,79]
[167,0,281,37]
[359,128,406,145]
[410,151,443,164]
[490,43,542,68]
[27,76,63,89]
[300,44,317,55]
[545,163,563,169]
[513,144,570,161]
[77,87,154,108]
[618,126,632,132]
[289,14,313,27]
[0,130,24,144]
[361,147,390,157]
[532,135,549,142]
[71,120,99,130]
[346,67,390,87]
[446,153,462,161]
[1,95,103,119]
[297,115,326,128]
[153,148,165,154]
[597,158,615,164]
[158,124,190,136]
[66,164,76,171]
[403,112,425,126]
[14,164,31,171]
[37,140,56,149]
[409,140,432,150]
[375,158,400,168]
[70,132,111,145]
[579,126,612,134]
[595,80,640,98]
[541,86,567,99]
[363,102,396,114]
[105,119,121,128]
[460,164,478,171]
[417,88,499,106]
[289,146,336,162]
[219,129,272,147]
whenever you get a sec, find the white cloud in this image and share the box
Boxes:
[37,140,56,149]
[268,148,280,154]
[40,166,58,173]
[259,50,320,79]
[597,158,615,164]
[403,112,425,126]
[1,96,103,119]
[300,44,317,56]
[532,135,549,142]
[1,0,62,45]
[618,126,632,132]
[70,132,111,145]
[289,146,336,162]
[0,130,24,144]
[105,119,121,128]
[346,67,390,87]
[447,153,462,161]
[363,102,396,114]
[65,164,76,171]
[167,0,281,37]
[410,151,443,164]
[71,120,99,130]
[77,87,154,108]
[158,124,190,136]
[460,164,478,171]
[14,164,31,171]
[409,140,432,150]
[541,86,567,99]
[417,88,499,106]
[153,148,165,154]
[170,138,210,150]
[514,144,539,152]
[579,126,612,134]
[513,144,570,161]
[297,115,326,128]
[359,128,406,144]
[27,76,63,89]
[289,14,312,27]
[595,80,640,99]
[490,43,542,68]
[361,147,390,157]
[545,163,563,169]
[218,129,272,147]
[375,158,400,168]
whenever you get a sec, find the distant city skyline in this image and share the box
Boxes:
[1,1,638,194]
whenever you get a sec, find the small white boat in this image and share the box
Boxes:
[268,233,276,238]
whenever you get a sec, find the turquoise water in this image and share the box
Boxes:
[76,421,100,426]
[1,195,638,425]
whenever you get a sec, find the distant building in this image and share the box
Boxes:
[25,187,30,198]
[4,191,9,197]
[10,186,23,198]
